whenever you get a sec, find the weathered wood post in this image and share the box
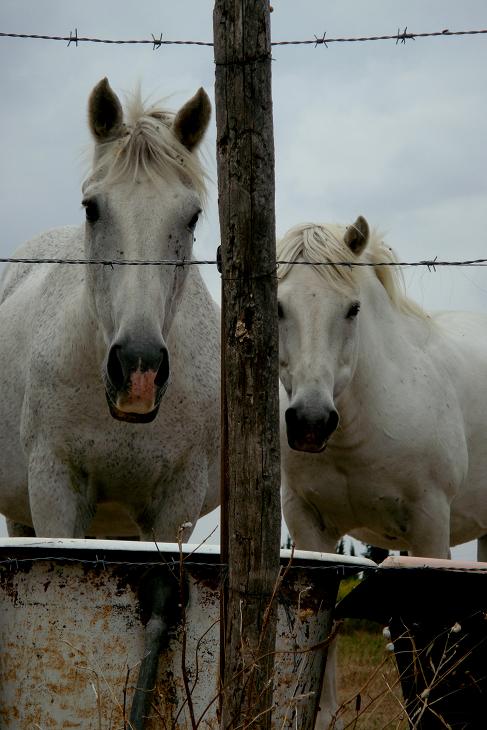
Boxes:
[213,1,281,727]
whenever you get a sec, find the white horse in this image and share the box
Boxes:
[277,216,487,727]
[0,78,220,540]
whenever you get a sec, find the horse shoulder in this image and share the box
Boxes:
[0,226,83,304]
[357,313,467,448]
[430,310,487,369]
[430,311,487,536]
[0,227,98,422]
[426,311,487,426]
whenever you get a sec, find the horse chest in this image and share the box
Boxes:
[288,445,417,535]
[62,426,191,494]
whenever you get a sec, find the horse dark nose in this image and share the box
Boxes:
[285,405,339,453]
[107,341,169,392]
[105,340,170,421]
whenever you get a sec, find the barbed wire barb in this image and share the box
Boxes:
[314,31,328,49]
[396,26,415,45]
[424,255,438,273]
[67,28,78,48]
[151,32,163,50]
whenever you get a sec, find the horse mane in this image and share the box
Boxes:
[87,89,208,202]
[277,223,428,321]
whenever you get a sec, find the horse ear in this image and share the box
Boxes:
[344,216,369,256]
[172,88,211,151]
[88,78,124,141]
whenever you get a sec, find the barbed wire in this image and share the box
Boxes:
[2,25,487,274]
[0,553,486,574]
[1,255,487,272]
[0,554,365,573]
[0,256,215,267]
[0,30,213,48]
[1,26,487,49]
[276,27,487,47]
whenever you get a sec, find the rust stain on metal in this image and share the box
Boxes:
[0,547,339,728]
[298,608,315,621]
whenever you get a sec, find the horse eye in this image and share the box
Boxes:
[83,199,100,223]
[187,211,201,231]
[278,302,284,319]
[346,301,360,319]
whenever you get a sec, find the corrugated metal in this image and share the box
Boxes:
[0,539,373,728]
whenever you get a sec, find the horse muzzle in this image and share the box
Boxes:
[104,341,170,423]
[285,405,339,453]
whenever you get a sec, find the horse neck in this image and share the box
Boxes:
[72,279,107,371]
[337,277,431,432]
[164,265,218,377]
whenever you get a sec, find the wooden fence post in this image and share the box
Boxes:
[213,1,281,727]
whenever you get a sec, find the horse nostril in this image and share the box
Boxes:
[155,347,170,388]
[106,345,124,391]
[285,407,298,429]
[325,410,339,438]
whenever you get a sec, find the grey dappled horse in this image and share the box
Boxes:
[0,79,220,540]
[278,218,487,728]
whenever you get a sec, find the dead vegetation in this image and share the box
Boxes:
[336,622,407,729]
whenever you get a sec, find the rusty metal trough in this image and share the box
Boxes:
[0,538,373,728]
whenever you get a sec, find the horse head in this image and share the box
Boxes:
[83,78,211,422]
[277,216,370,452]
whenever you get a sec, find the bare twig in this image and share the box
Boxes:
[122,665,131,730]
[177,523,197,730]
[151,530,179,584]
[63,639,137,730]
[183,525,219,561]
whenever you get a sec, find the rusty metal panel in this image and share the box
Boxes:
[0,539,373,728]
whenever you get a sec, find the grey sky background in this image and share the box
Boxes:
[1,1,486,559]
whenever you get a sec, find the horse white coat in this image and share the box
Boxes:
[0,79,220,540]
[277,217,487,727]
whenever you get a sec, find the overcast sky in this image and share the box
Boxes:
[1,1,486,559]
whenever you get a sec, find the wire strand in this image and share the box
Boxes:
[0,553,486,574]
[1,27,487,48]
[1,256,487,270]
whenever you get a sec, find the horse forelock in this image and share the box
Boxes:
[87,90,208,202]
[277,223,356,293]
[277,223,428,320]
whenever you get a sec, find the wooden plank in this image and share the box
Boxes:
[213,1,281,727]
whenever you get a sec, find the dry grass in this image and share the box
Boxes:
[336,621,408,729]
